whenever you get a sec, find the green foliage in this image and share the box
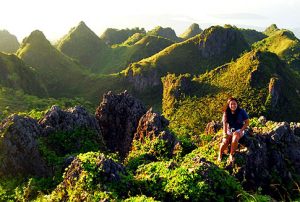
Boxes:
[134,156,243,201]
[38,128,104,167]
[125,135,173,171]
[124,195,159,202]
[44,152,120,201]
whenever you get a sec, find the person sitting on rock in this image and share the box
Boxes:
[218,97,249,163]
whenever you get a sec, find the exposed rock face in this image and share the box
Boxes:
[126,68,161,92]
[234,121,300,199]
[95,91,147,157]
[268,77,282,107]
[0,114,49,177]
[198,26,248,58]
[39,105,101,136]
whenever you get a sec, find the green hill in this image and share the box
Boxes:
[57,22,175,74]
[100,27,146,45]
[0,30,19,53]
[0,52,46,96]
[56,21,110,72]
[253,28,300,71]
[179,23,202,40]
[16,30,90,97]
[15,29,133,107]
[162,50,300,132]
[124,25,250,92]
[147,26,180,42]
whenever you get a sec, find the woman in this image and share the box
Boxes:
[218,97,249,163]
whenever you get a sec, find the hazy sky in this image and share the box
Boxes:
[1,0,300,41]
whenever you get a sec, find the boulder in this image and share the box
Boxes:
[0,114,49,177]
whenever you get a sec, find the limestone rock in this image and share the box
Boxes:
[95,91,146,157]
[0,114,49,177]
[39,105,101,136]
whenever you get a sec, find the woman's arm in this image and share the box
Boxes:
[240,119,249,133]
[222,113,227,135]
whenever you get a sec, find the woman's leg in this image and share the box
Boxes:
[229,130,243,161]
[218,135,232,161]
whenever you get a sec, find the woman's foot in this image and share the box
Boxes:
[228,154,235,164]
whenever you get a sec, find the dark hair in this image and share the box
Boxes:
[222,97,241,123]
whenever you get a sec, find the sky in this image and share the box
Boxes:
[1,0,300,42]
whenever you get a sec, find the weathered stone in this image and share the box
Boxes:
[133,108,179,155]
[95,91,146,157]
[0,114,49,177]
[39,105,101,136]
[233,121,300,199]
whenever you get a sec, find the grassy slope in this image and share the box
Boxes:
[163,50,300,132]
[253,29,300,71]
[0,52,46,96]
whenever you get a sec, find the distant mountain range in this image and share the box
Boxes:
[0,22,300,121]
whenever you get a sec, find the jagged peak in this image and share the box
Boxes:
[20,30,51,46]
[180,23,202,39]
[264,24,279,35]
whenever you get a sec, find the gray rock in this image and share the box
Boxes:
[39,105,101,136]
[95,91,147,157]
[0,114,49,177]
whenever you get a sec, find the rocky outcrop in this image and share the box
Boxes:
[126,68,161,92]
[0,114,49,177]
[0,105,105,177]
[53,153,125,201]
[95,91,147,157]
[134,108,178,150]
[233,121,300,199]
[39,105,101,136]
[268,77,282,107]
